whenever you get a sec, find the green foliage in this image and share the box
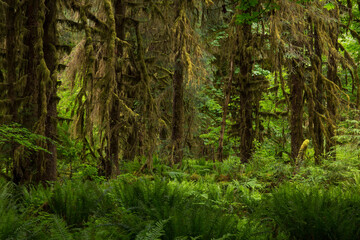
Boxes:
[73,164,106,183]
[197,83,234,158]
[265,184,360,239]
[135,219,168,240]
[46,180,103,227]
[0,179,74,240]
[0,123,49,152]
[21,183,52,214]
[5,155,360,239]
[324,2,335,10]
[96,177,256,239]
[57,123,81,164]
[28,215,74,240]
[335,112,360,145]
[235,0,278,24]
[0,180,25,239]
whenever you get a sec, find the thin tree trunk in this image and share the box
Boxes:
[6,0,17,122]
[326,55,337,158]
[171,52,185,164]
[326,10,339,159]
[171,0,185,165]
[289,61,304,160]
[313,25,324,164]
[6,0,19,183]
[217,56,234,162]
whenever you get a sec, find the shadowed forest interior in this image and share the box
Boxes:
[2,0,360,239]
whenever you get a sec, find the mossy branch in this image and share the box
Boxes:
[57,19,83,31]
[296,139,309,164]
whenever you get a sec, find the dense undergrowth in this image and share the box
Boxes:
[2,147,360,240]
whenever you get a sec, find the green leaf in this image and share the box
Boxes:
[324,2,335,10]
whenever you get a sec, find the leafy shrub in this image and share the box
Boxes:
[73,164,106,183]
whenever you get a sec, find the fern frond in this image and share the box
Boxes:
[135,219,168,240]
[49,215,73,240]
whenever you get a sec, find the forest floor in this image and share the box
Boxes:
[2,149,360,239]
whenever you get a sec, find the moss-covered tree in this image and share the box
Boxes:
[2,0,60,183]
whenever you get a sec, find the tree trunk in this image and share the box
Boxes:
[289,61,304,160]
[171,0,185,165]
[106,0,127,177]
[326,56,337,158]
[217,56,234,162]
[171,51,185,164]
[326,9,339,159]
[313,25,324,164]
[102,0,117,178]
[13,0,41,184]
[42,0,58,181]
[13,0,57,184]
[5,0,19,183]
[6,0,17,122]
[238,24,254,163]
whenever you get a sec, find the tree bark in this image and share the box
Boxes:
[13,0,58,184]
[13,0,41,184]
[6,0,17,122]
[238,24,254,163]
[289,61,304,160]
[101,0,117,178]
[313,25,324,164]
[326,9,339,159]
[326,55,337,157]
[217,56,234,162]
[105,0,127,178]
[42,0,58,181]
[171,51,185,164]
[171,0,185,165]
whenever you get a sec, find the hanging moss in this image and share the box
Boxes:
[296,139,310,164]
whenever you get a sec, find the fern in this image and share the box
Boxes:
[108,177,242,239]
[265,184,360,239]
[47,180,102,227]
[49,215,74,240]
[135,219,168,240]
[0,180,28,239]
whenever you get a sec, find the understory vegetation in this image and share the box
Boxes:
[2,151,360,239]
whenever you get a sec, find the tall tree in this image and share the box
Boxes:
[8,0,59,183]
[217,55,234,162]
[5,0,17,123]
[229,0,269,163]
[42,0,59,181]
[270,0,307,160]
[171,0,186,165]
